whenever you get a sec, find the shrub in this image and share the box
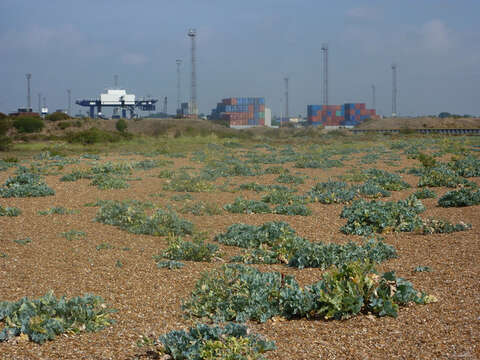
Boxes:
[180,201,223,216]
[356,181,391,198]
[156,260,185,269]
[182,262,433,323]
[224,197,271,214]
[157,323,276,360]
[363,168,410,191]
[57,121,72,130]
[12,116,44,133]
[420,219,471,234]
[449,155,480,177]
[438,188,480,207]
[261,189,306,205]
[0,115,11,136]
[163,174,215,192]
[0,291,114,344]
[90,174,129,190]
[66,127,132,144]
[0,171,55,198]
[46,111,70,122]
[0,205,21,216]
[417,152,437,168]
[418,166,471,188]
[159,233,220,262]
[0,136,12,151]
[94,200,193,236]
[115,118,127,133]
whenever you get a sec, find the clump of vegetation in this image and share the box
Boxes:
[413,188,437,199]
[14,238,32,245]
[418,166,471,188]
[276,173,305,184]
[355,181,391,198]
[115,118,127,133]
[157,323,276,360]
[66,127,132,144]
[414,266,431,272]
[449,155,480,177]
[46,111,70,122]
[216,222,396,269]
[94,200,193,236]
[308,181,356,204]
[224,197,271,214]
[438,188,480,207]
[0,116,12,151]
[96,243,113,251]
[261,188,306,205]
[182,262,434,323]
[0,291,115,344]
[90,174,129,190]
[163,173,215,192]
[362,168,410,191]
[420,219,471,234]
[12,115,44,133]
[0,171,55,198]
[340,197,425,235]
[0,205,21,216]
[38,206,76,215]
[156,260,185,270]
[61,230,86,240]
[180,201,223,216]
[158,233,220,262]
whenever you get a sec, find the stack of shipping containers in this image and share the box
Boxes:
[211,98,265,128]
[308,103,377,127]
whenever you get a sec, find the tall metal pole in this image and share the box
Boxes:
[321,44,328,108]
[284,77,289,121]
[38,92,42,113]
[26,73,32,110]
[392,64,397,117]
[163,96,168,115]
[67,89,71,116]
[188,29,197,116]
[176,59,182,112]
[372,84,376,110]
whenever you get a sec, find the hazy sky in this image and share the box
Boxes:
[1,0,479,117]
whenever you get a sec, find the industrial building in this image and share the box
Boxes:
[76,89,157,119]
[210,97,270,128]
[307,103,378,128]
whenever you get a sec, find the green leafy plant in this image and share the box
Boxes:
[14,237,32,245]
[96,242,113,251]
[0,291,115,344]
[276,173,305,184]
[115,118,128,133]
[355,181,391,198]
[182,262,434,323]
[308,181,356,204]
[420,219,471,234]
[413,188,437,199]
[449,155,480,177]
[94,200,193,236]
[180,201,223,216]
[0,171,54,198]
[0,205,21,216]
[61,230,86,240]
[224,197,271,214]
[90,174,129,190]
[157,323,276,360]
[438,188,480,207]
[418,166,472,188]
[340,197,425,235]
[414,266,431,272]
[156,260,185,269]
[38,206,76,215]
[163,173,215,192]
[273,204,312,216]
[12,115,44,133]
[362,168,410,191]
[159,233,220,262]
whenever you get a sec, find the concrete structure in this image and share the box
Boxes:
[265,107,272,127]
[76,89,157,119]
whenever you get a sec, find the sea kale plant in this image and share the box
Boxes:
[0,291,115,344]
[0,205,21,216]
[157,323,276,360]
[182,262,435,323]
[0,171,54,198]
[438,188,480,207]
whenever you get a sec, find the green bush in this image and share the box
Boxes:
[66,127,132,144]
[159,233,220,262]
[0,291,114,344]
[413,188,437,199]
[438,188,480,207]
[0,136,12,152]
[362,168,410,191]
[180,201,223,216]
[90,174,129,190]
[163,173,215,192]
[308,181,357,204]
[449,155,480,177]
[224,197,271,214]
[12,116,44,133]
[0,205,21,216]
[157,323,276,360]
[273,204,311,216]
[418,166,471,188]
[182,262,434,323]
[356,181,391,198]
[115,119,128,133]
[0,171,55,198]
[94,200,193,236]
[0,116,11,136]
[46,111,70,122]
[57,121,72,130]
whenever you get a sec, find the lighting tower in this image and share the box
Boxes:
[67,89,71,116]
[392,63,397,117]
[372,84,376,110]
[284,77,289,121]
[321,44,328,107]
[176,59,182,113]
[38,92,42,113]
[113,75,119,117]
[163,96,168,115]
[25,73,32,110]
[188,29,197,116]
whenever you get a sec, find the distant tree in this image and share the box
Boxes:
[438,112,451,118]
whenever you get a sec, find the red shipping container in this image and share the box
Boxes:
[248,105,254,112]
[259,104,265,111]
[359,103,366,110]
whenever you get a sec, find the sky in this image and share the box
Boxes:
[1,0,479,117]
